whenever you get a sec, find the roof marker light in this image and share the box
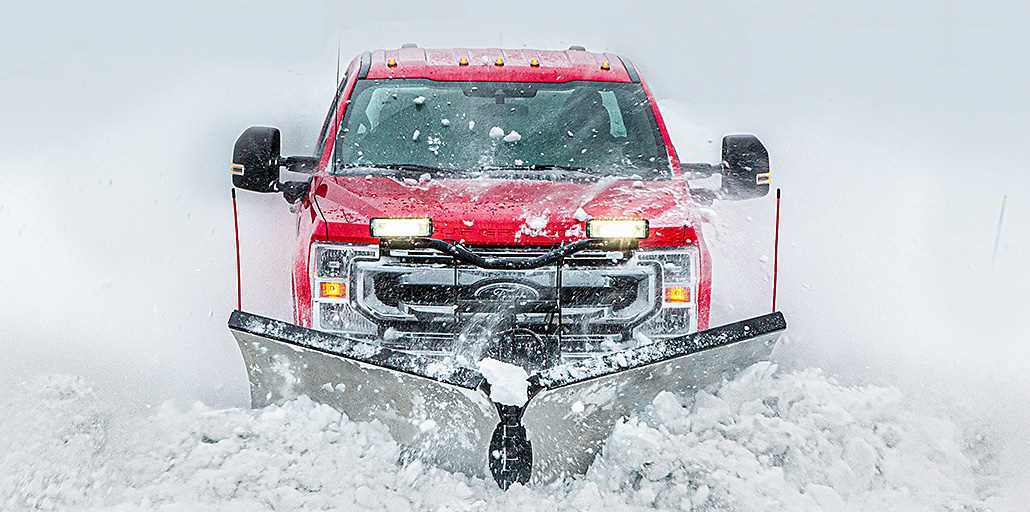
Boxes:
[387,58,397,67]
[530,59,540,67]
[600,61,610,71]
[459,57,469,66]
[495,58,504,66]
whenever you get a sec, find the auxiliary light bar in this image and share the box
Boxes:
[585,219,649,240]
[370,217,433,238]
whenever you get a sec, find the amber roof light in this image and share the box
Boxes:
[387,58,397,67]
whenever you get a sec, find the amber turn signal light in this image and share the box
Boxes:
[664,286,690,303]
[320,282,345,298]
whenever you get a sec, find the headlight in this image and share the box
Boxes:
[370,217,433,238]
[586,219,649,240]
[637,246,699,339]
[310,243,378,335]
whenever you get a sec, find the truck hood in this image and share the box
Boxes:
[312,175,702,246]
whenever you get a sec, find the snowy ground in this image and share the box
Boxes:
[0,366,1002,511]
[2,1,1029,510]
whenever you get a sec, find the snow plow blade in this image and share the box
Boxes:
[229,310,785,488]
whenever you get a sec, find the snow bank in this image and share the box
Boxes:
[1,364,1001,511]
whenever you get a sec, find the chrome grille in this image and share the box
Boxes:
[352,246,660,337]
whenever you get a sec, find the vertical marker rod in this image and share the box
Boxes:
[991,195,1007,274]
[772,188,781,313]
[232,188,242,311]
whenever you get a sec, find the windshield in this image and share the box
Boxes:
[333,79,670,180]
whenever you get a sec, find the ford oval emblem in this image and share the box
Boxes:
[474,282,541,302]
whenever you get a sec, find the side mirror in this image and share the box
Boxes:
[232,126,281,192]
[720,134,771,200]
[232,126,319,195]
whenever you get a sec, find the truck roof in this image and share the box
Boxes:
[364,47,637,83]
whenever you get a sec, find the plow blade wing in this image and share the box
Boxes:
[228,310,785,486]
[229,310,498,478]
[524,312,785,482]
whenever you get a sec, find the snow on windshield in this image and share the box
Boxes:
[335,79,670,178]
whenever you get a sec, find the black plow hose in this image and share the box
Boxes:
[384,238,630,270]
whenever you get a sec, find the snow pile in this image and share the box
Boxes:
[478,357,529,407]
[1,364,1000,511]
[587,362,995,510]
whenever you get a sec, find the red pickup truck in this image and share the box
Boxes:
[229,46,784,489]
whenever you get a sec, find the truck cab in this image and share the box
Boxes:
[232,46,770,365]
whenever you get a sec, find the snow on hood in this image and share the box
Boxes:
[313,175,701,245]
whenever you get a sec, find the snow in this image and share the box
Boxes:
[488,126,504,139]
[0,365,1002,510]
[574,207,589,221]
[412,96,425,105]
[526,216,547,230]
[440,118,450,126]
[411,129,420,141]
[477,358,529,407]
[502,130,521,143]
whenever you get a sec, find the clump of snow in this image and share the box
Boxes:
[419,173,432,183]
[514,159,523,166]
[526,216,547,231]
[478,357,529,407]
[565,224,586,238]
[411,129,420,141]
[503,130,521,143]
[574,207,589,221]
[462,220,474,227]
[468,120,475,130]
[440,118,450,126]
[412,96,425,105]
[383,327,400,342]
[488,126,504,139]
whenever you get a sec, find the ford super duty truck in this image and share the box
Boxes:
[228,45,785,489]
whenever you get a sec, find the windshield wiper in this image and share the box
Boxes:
[335,163,464,180]
[338,163,453,174]
[478,165,597,181]
[485,164,590,172]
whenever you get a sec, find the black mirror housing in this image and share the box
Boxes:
[232,126,282,192]
[720,134,771,200]
[281,180,311,204]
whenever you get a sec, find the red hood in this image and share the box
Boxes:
[311,176,703,246]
